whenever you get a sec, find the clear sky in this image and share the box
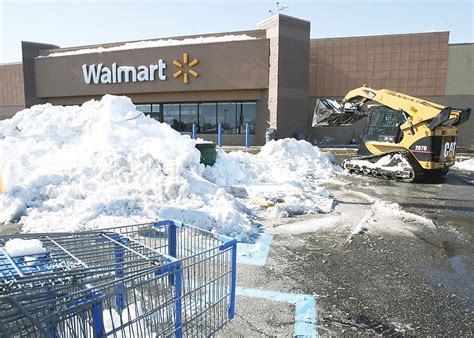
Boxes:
[0,0,472,64]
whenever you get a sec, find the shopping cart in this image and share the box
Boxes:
[0,220,237,337]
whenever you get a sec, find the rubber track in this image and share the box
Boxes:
[342,151,424,183]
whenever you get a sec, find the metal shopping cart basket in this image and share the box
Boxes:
[0,220,237,337]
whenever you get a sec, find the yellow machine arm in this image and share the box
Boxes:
[340,86,469,128]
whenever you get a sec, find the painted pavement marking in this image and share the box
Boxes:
[237,232,273,266]
[236,286,317,337]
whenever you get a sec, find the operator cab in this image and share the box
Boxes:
[359,105,405,155]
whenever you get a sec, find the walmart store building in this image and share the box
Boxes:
[1,14,473,147]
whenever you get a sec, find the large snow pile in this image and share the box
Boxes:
[42,34,257,58]
[453,158,474,172]
[0,96,338,241]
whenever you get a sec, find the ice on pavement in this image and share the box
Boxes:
[0,95,339,241]
[41,34,257,58]
[351,199,434,235]
[4,238,47,257]
[453,158,474,172]
[274,190,434,237]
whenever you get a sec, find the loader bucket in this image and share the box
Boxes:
[312,98,366,127]
[312,98,343,126]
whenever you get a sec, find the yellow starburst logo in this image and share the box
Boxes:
[173,53,199,84]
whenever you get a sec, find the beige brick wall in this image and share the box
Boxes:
[310,32,449,97]
[446,43,474,95]
[258,14,311,139]
[0,63,25,107]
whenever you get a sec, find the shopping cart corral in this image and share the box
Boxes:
[0,220,237,337]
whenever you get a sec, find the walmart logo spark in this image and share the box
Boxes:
[173,53,199,84]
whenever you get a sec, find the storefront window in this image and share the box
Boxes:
[136,104,162,121]
[218,102,237,133]
[136,104,151,114]
[180,103,198,132]
[199,103,217,133]
[135,101,255,134]
[163,104,181,130]
[241,102,256,134]
[150,104,163,122]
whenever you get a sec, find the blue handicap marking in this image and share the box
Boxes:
[237,231,273,266]
[236,286,317,337]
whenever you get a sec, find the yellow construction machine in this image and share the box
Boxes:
[313,86,471,182]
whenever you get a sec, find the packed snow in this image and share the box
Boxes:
[347,153,410,172]
[4,238,46,257]
[41,35,258,58]
[453,158,474,172]
[0,95,339,241]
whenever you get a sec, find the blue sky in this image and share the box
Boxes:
[0,0,472,63]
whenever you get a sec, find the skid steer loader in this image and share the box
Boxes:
[313,86,471,182]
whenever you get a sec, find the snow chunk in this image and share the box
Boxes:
[41,35,258,58]
[453,158,474,172]
[4,238,47,257]
[205,139,340,218]
[347,153,410,172]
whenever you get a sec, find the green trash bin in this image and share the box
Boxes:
[195,142,217,166]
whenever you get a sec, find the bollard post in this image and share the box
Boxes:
[192,123,196,140]
[218,123,223,147]
[245,124,250,148]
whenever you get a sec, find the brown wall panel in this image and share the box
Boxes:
[45,89,263,106]
[0,106,23,120]
[34,39,269,98]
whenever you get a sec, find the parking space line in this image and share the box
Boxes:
[237,232,273,266]
[236,286,317,337]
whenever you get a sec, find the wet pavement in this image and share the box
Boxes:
[221,162,474,336]
[317,156,474,335]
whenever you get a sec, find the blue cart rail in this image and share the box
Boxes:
[0,220,237,337]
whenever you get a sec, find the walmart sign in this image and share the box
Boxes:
[82,61,167,84]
